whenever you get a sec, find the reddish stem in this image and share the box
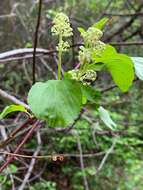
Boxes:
[0,120,40,173]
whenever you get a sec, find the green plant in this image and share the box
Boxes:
[0,164,17,190]
[0,13,143,132]
[30,180,57,190]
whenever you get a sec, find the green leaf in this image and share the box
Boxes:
[9,164,17,173]
[0,105,28,119]
[131,57,143,80]
[28,80,82,127]
[93,17,109,30]
[98,106,117,130]
[92,45,117,62]
[77,27,86,34]
[102,44,117,55]
[94,51,134,92]
[87,62,105,71]
[80,84,101,103]
[105,54,134,92]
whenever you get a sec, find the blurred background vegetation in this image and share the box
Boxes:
[0,0,143,189]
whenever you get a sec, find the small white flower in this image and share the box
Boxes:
[79,70,97,85]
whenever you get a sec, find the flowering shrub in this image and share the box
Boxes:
[1,13,142,129]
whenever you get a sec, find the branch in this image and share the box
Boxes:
[96,138,117,173]
[0,151,106,159]
[32,0,43,84]
[0,48,55,63]
[106,3,143,41]
[0,41,143,63]
[110,41,143,46]
[0,13,16,19]
[18,131,41,190]
[0,120,40,173]
[75,132,89,190]
[104,13,143,17]
[0,88,30,110]
[0,118,35,149]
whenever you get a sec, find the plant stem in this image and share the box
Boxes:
[58,35,62,80]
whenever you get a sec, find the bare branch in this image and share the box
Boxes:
[32,0,43,84]
[0,88,30,110]
[18,131,41,190]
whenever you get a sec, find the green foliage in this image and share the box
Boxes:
[0,104,29,119]
[30,180,57,190]
[2,15,136,127]
[93,46,135,92]
[93,17,109,29]
[1,2,143,190]
[0,164,17,190]
[105,54,134,92]
[80,84,101,103]
[28,80,82,127]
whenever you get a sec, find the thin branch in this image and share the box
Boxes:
[0,88,30,110]
[110,41,143,46]
[0,118,36,149]
[75,132,89,190]
[104,13,143,17]
[0,48,53,63]
[0,120,40,173]
[106,3,143,41]
[0,13,16,19]
[96,138,117,173]
[1,40,143,63]
[32,0,43,84]
[0,151,106,159]
[18,131,41,190]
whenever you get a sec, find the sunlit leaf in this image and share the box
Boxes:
[0,105,28,119]
[77,27,86,34]
[93,17,109,29]
[94,50,134,92]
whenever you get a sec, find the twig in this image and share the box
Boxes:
[0,118,36,149]
[75,132,89,190]
[110,41,143,46]
[0,151,106,159]
[0,13,16,19]
[64,108,85,133]
[1,40,143,63]
[96,138,117,173]
[18,131,41,190]
[0,88,30,110]
[104,13,143,17]
[32,0,43,84]
[106,3,143,41]
[0,120,40,173]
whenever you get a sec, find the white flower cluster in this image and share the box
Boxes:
[78,46,91,65]
[68,69,97,85]
[68,69,79,81]
[79,26,106,65]
[51,13,73,37]
[81,27,103,46]
[80,69,97,85]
